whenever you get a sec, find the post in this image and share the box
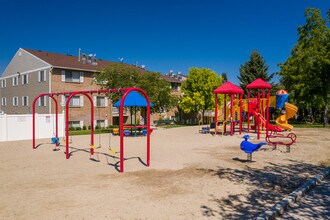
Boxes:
[119,92,125,172]
[224,94,227,133]
[230,94,234,136]
[247,89,250,133]
[214,94,218,135]
[239,93,243,134]
[257,92,260,140]
[266,93,270,138]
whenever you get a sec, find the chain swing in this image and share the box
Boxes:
[50,95,60,151]
[107,92,118,155]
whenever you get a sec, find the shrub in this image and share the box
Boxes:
[83,126,87,130]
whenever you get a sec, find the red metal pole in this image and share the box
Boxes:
[119,91,127,172]
[214,94,218,135]
[266,92,270,138]
[224,94,227,133]
[65,92,95,158]
[146,97,150,167]
[119,88,151,172]
[32,93,58,149]
[257,92,260,140]
[33,88,148,165]
[65,96,70,159]
[137,88,151,167]
[239,93,243,134]
[230,94,234,136]
[247,90,250,133]
[262,89,264,112]
[88,94,94,155]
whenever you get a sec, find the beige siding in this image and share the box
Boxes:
[1,69,50,114]
[1,48,50,78]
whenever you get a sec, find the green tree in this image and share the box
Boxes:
[95,63,140,101]
[238,51,277,96]
[94,63,176,114]
[138,71,178,113]
[278,8,329,126]
[180,67,222,118]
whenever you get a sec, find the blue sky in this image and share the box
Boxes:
[0,0,329,84]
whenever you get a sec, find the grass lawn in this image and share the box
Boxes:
[68,122,328,136]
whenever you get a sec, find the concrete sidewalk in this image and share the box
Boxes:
[278,176,330,219]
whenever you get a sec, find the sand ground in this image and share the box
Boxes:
[0,126,329,219]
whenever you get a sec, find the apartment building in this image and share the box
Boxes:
[0,48,195,126]
[0,48,136,128]
[151,72,186,123]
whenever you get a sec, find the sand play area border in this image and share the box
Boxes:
[1,126,329,219]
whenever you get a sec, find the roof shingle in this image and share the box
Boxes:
[24,48,115,72]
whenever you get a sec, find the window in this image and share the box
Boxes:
[38,96,46,107]
[66,95,82,107]
[22,96,29,106]
[94,96,108,107]
[69,121,81,128]
[13,97,18,106]
[1,79,6,88]
[62,70,83,83]
[38,70,46,82]
[96,120,105,128]
[96,96,105,107]
[171,83,180,91]
[1,97,6,106]
[112,106,119,115]
[12,76,18,86]
[22,74,28,85]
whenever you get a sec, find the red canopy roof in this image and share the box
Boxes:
[213,82,243,94]
[246,78,272,89]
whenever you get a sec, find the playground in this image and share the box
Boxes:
[0,126,329,219]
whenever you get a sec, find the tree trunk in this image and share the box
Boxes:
[202,110,205,124]
[323,105,329,127]
[197,112,202,125]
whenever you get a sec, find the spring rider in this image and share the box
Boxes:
[240,135,267,161]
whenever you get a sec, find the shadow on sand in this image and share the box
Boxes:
[61,145,148,173]
[199,161,325,219]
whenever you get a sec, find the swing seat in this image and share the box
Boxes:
[108,147,117,154]
[51,137,59,144]
[113,128,119,135]
[123,130,131,136]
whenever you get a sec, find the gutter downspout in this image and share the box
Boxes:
[49,67,53,114]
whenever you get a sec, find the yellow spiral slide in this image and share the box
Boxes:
[276,103,298,131]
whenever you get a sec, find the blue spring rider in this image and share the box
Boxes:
[240,135,267,161]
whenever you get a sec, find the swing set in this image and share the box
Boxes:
[32,87,152,173]
[94,94,116,154]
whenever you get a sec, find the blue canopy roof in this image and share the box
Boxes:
[114,91,154,107]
